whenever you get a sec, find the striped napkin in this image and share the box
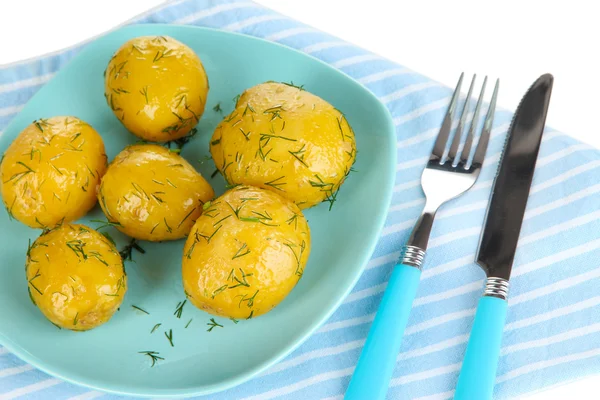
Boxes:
[2,1,600,399]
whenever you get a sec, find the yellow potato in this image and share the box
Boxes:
[104,35,209,142]
[182,186,310,319]
[98,144,214,241]
[210,82,357,209]
[1,116,107,229]
[25,224,126,331]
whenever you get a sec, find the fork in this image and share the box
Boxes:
[345,73,499,400]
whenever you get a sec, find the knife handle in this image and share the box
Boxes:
[345,263,421,400]
[454,295,508,400]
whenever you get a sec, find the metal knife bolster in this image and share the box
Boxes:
[483,277,509,300]
[476,74,554,299]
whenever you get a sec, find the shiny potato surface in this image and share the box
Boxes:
[104,35,209,142]
[0,116,107,229]
[98,144,214,241]
[26,224,126,331]
[182,186,310,319]
[210,82,357,209]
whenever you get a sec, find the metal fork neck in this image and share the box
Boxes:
[406,208,436,252]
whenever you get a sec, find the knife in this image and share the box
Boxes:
[454,74,553,400]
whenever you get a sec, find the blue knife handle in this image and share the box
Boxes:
[454,296,508,400]
[345,264,421,400]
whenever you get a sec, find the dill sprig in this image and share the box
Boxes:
[239,128,251,141]
[264,176,286,191]
[284,240,307,277]
[337,116,345,142]
[151,323,162,333]
[213,214,232,227]
[243,103,256,117]
[263,105,285,121]
[165,127,198,151]
[232,243,251,260]
[230,317,239,324]
[33,118,51,132]
[164,218,172,233]
[66,239,87,260]
[207,318,223,332]
[195,225,222,244]
[139,86,149,104]
[259,133,296,144]
[91,219,122,230]
[139,351,164,367]
[289,144,308,167]
[185,319,193,329]
[164,329,174,347]
[286,212,300,230]
[120,239,145,261]
[174,300,186,319]
[153,48,173,63]
[132,305,149,315]
[282,81,305,90]
[239,210,279,226]
[228,268,253,288]
[4,161,35,185]
[28,268,43,295]
[212,284,228,299]
[213,102,222,113]
[237,290,259,309]
[178,207,196,229]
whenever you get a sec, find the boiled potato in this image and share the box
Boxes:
[210,82,357,209]
[26,224,126,331]
[182,186,310,319]
[104,35,209,142]
[98,144,214,241]
[1,116,107,229]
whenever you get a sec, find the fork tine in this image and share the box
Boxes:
[472,79,499,167]
[447,74,476,164]
[459,76,487,166]
[431,73,464,161]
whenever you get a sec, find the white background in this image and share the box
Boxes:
[0,0,597,398]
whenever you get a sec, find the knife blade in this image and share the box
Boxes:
[477,73,554,281]
[454,74,554,400]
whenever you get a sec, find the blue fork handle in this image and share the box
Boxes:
[345,264,421,400]
[454,296,508,400]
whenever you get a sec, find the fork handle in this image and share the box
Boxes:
[345,264,421,400]
[454,296,508,400]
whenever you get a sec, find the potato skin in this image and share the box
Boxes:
[182,186,310,319]
[0,116,107,229]
[25,224,126,331]
[98,144,214,241]
[104,35,209,142]
[210,82,356,209]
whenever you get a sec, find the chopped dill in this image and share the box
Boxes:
[164,329,174,346]
[264,176,286,191]
[139,351,164,367]
[207,318,223,332]
[174,300,187,319]
[282,81,305,90]
[120,239,145,261]
[132,305,149,315]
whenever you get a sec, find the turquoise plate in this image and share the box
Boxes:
[0,24,396,397]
